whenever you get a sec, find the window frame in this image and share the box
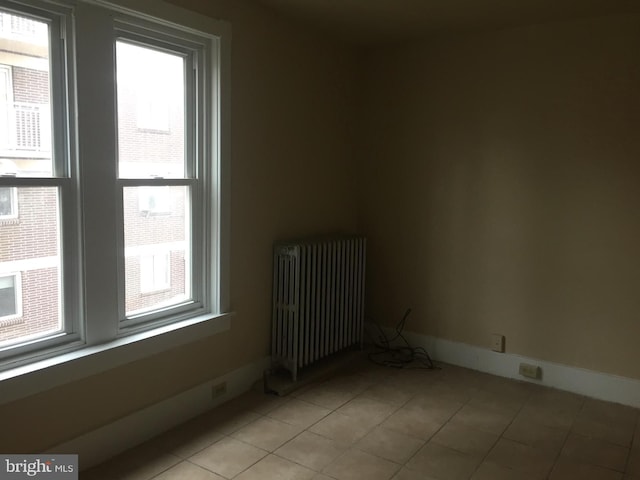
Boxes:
[0,0,231,385]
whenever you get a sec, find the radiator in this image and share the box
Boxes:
[272,236,366,381]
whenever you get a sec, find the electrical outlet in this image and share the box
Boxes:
[211,381,227,399]
[519,363,542,379]
[491,334,505,353]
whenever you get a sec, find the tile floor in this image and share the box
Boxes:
[83,358,640,479]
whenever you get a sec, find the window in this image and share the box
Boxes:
[0,273,21,321]
[140,252,171,294]
[0,0,229,374]
[0,65,14,153]
[0,186,17,218]
[0,29,51,160]
[138,186,172,216]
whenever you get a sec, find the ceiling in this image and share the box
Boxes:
[252,0,640,45]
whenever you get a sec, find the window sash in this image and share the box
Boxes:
[0,2,81,365]
[113,26,207,332]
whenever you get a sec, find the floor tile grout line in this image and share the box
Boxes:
[304,368,429,479]
[563,395,638,474]
[544,425,573,479]
[461,384,530,480]
[215,435,269,480]
[399,380,479,475]
[546,392,638,479]
[137,454,182,480]
[630,421,640,477]
[474,381,589,479]
[258,375,403,477]
[625,409,640,476]
[182,457,234,480]
[537,392,585,480]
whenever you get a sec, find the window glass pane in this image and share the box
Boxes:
[0,11,52,177]
[0,187,61,345]
[116,41,185,179]
[124,186,190,316]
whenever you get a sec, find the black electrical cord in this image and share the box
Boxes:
[367,308,438,370]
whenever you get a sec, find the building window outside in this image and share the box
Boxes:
[0,186,17,218]
[0,273,21,321]
[138,186,172,217]
[140,252,171,294]
[0,1,228,372]
[0,64,14,154]
[0,31,51,162]
[0,12,48,44]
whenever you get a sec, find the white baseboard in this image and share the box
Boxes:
[49,356,271,471]
[368,324,640,408]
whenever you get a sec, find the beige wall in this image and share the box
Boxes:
[0,0,358,452]
[358,14,640,379]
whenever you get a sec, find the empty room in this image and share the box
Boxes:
[0,0,639,479]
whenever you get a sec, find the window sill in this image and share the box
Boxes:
[0,316,23,327]
[0,311,233,406]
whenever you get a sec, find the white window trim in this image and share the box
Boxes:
[0,0,231,402]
